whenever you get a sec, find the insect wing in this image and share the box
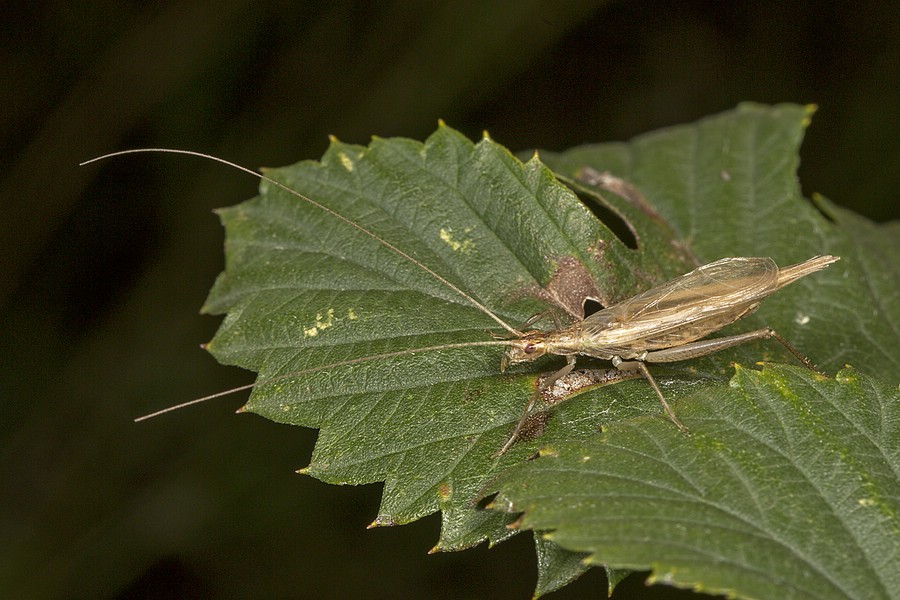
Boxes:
[580,257,780,349]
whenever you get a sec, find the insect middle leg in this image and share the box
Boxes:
[617,327,826,432]
[610,358,689,432]
[498,328,823,453]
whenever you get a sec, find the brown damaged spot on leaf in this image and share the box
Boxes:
[437,482,452,501]
[530,255,606,320]
[518,411,552,444]
[577,167,665,224]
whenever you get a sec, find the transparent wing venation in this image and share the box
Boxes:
[580,257,780,347]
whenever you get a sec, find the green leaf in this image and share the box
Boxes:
[532,535,629,598]
[203,123,673,550]
[490,366,900,600]
[516,103,900,595]
[541,102,899,377]
[202,104,897,596]
[532,534,590,597]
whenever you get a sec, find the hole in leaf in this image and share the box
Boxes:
[573,188,638,250]
[476,491,498,510]
[582,298,604,317]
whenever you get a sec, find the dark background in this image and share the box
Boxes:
[1,2,896,598]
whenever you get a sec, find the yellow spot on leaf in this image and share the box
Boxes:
[439,227,474,252]
[303,308,336,338]
[338,152,354,172]
[347,308,358,320]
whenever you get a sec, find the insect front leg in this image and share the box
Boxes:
[496,355,577,456]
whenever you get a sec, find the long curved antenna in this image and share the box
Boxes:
[82,149,523,337]
[133,339,513,421]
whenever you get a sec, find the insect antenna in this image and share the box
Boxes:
[81,149,523,337]
[133,338,514,422]
[81,149,527,420]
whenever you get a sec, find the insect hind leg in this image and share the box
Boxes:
[642,328,827,376]
[622,327,827,432]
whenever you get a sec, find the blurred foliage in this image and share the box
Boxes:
[0,2,895,598]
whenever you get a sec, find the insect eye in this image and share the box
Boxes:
[524,343,536,354]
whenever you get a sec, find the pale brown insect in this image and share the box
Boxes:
[81,149,839,456]
[497,254,839,454]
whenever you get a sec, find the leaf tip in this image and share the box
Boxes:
[295,466,310,476]
[802,103,818,126]
[481,129,492,141]
[367,515,397,529]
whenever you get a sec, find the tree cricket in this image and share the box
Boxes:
[81,149,840,456]
[496,253,839,454]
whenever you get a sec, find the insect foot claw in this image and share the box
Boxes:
[671,416,690,434]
